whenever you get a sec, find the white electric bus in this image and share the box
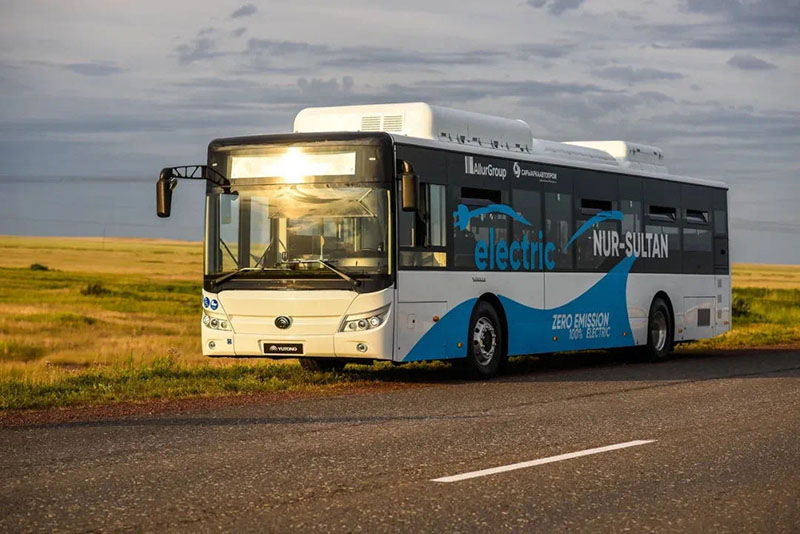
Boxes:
[156,103,731,377]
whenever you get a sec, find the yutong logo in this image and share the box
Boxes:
[464,156,507,179]
[274,316,292,329]
[268,344,299,353]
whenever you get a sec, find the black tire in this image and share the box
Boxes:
[645,297,673,361]
[459,301,506,379]
[299,358,346,372]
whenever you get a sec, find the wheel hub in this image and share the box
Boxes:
[651,310,668,352]
[472,317,497,366]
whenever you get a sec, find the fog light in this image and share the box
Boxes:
[208,341,216,349]
[356,343,368,353]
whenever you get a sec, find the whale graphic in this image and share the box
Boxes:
[453,204,531,231]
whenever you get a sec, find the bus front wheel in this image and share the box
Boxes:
[299,358,346,373]
[459,301,506,379]
[645,297,673,362]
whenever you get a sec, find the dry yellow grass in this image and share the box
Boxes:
[732,263,800,290]
[0,235,202,281]
[0,236,206,378]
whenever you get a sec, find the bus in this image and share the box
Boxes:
[156,102,731,378]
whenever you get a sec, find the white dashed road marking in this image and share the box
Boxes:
[432,439,656,483]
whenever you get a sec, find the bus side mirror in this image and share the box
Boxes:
[398,160,418,212]
[156,169,176,218]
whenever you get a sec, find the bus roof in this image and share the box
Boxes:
[293,103,728,190]
[387,133,729,190]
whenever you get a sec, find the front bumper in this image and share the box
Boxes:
[202,315,393,360]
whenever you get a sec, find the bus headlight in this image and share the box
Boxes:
[340,305,390,332]
[203,310,231,331]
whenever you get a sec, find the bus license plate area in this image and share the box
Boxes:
[262,342,304,355]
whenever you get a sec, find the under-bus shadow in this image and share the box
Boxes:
[347,346,800,386]
[501,346,800,384]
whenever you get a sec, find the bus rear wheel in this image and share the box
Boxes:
[645,297,673,362]
[299,358,346,373]
[459,301,505,379]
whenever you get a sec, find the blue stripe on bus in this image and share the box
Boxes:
[402,255,636,362]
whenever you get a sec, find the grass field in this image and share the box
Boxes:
[1,235,798,411]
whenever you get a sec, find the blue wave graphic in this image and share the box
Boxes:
[402,255,636,362]
[564,210,623,251]
[453,204,531,231]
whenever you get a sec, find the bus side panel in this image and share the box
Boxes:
[396,271,545,361]
[625,273,721,345]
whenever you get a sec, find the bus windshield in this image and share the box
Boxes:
[205,184,390,280]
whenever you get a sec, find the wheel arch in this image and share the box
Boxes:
[476,292,508,346]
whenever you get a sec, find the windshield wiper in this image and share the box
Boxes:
[293,259,361,289]
[212,267,263,286]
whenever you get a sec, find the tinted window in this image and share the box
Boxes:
[454,187,509,269]
[681,183,714,274]
[644,179,681,273]
[512,188,543,270]
[545,192,573,270]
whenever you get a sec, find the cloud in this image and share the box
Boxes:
[592,66,684,84]
[246,38,328,56]
[243,38,505,68]
[321,48,503,67]
[526,0,586,15]
[232,27,247,38]
[176,33,220,65]
[515,43,575,59]
[62,62,126,76]
[230,4,257,19]
[727,53,777,70]
[684,0,800,26]
[648,0,800,50]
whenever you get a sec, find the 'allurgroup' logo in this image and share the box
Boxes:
[464,156,507,179]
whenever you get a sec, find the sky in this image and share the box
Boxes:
[0,0,798,263]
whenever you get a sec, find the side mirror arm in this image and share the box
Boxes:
[156,165,230,218]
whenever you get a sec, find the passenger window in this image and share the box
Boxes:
[511,189,542,270]
[648,205,677,222]
[714,209,727,235]
[685,209,709,225]
[621,199,642,234]
[576,197,618,271]
[683,227,712,252]
[580,198,612,216]
[454,187,508,269]
[545,192,573,270]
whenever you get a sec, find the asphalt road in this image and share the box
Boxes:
[2,350,799,533]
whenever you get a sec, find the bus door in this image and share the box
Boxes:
[395,146,448,361]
